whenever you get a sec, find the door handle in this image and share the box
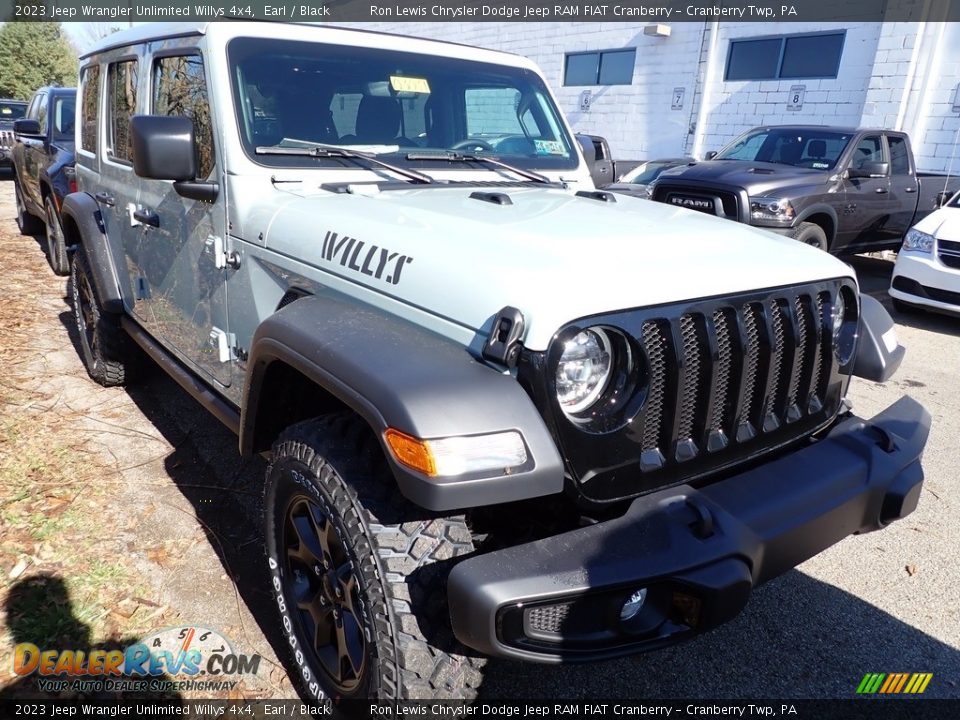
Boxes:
[875,187,888,194]
[905,187,917,193]
[94,192,115,207]
[133,208,160,227]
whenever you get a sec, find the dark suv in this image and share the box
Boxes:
[0,99,28,168]
[12,86,77,275]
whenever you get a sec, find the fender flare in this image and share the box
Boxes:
[240,295,564,511]
[60,192,125,314]
[795,204,840,242]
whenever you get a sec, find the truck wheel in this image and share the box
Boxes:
[70,248,137,386]
[44,196,70,276]
[265,414,484,700]
[788,221,829,251]
[14,180,43,236]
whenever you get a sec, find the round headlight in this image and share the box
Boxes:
[832,289,858,366]
[556,328,613,414]
[831,292,845,336]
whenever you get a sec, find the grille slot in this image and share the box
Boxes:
[938,239,960,270]
[526,603,571,635]
[634,286,840,472]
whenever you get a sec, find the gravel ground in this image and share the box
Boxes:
[2,172,956,699]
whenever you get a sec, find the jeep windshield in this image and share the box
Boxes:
[0,101,26,122]
[228,37,577,173]
[713,128,853,170]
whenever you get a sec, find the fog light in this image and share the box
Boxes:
[620,588,648,620]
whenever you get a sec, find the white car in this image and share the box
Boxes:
[890,191,960,315]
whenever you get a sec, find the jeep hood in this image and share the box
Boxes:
[658,160,829,196]
[262,185,855,351]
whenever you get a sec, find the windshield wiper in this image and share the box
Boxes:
[405,150,552,184]
[256,143,433,185]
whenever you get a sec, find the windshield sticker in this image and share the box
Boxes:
[321,231,413,286]
[812,162,830,169]
[534,139,565,156]
[1,108,10,115]
[390,75,431,94]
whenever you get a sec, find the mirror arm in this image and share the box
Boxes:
[173,181,219,203]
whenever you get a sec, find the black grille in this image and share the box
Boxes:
[652,184,741,220]
[635,289,835,465]
[938,239,960,270]
[0,130,12,149]
[534,280,852,503]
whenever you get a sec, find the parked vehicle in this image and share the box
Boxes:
[576,133,641,187]
[11,86,77,275]
[0,99,28,168]
[63,22,928,701]
[890,190,960,316]
[605,157,693,199]
[651,125,960,254]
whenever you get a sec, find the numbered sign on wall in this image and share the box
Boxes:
[787,85,806,112]
[672,87,685,111]
[580,90,592,112]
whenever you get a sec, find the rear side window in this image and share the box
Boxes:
[152,54,215,178]
[108,59,139,163]
[887,136,911,176]
[80,65,100,153]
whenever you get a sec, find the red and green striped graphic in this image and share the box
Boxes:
[857,672,933,694]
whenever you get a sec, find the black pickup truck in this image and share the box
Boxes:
[12,86,77,275]
[652,125,960,254]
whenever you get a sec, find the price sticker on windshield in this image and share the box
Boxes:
[390,75,431,94]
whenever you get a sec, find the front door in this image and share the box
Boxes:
[835,133,895,252]
[134,49,231,387]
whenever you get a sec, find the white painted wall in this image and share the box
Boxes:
[339,21,960,173]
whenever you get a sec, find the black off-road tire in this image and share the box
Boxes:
[14,179,43,236]
[70,248,138,386]
[788,221,829,252]
[44,196,70,276]
[264,414,485,701]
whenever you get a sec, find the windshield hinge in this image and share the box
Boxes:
[483,306,525,368]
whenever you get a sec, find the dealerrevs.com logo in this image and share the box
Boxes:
[13,626,262,693]
[857,672,933,694]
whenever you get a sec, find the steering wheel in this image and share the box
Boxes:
[451,139,495,153]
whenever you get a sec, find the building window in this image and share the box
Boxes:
[564,49,636,86]
[725,32,845,81]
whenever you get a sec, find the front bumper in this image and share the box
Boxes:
[448,396,929,663]
[890,248,960,314]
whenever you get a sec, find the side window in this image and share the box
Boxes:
[26,95,40,121]
[887,136,911,176]
[80,65,100,153]
[36,93,49,134]
[153,54,215,178]
[853,135,885,169]
[108,59,139,163]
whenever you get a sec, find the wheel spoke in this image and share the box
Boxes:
[339,609,365,679]
[287,502,325,566]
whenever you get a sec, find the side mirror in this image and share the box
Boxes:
[131,115,196,181]
[13,119,42,138]
[131,115,218,202]
[704,150,718,160]
[848,161,889,179]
